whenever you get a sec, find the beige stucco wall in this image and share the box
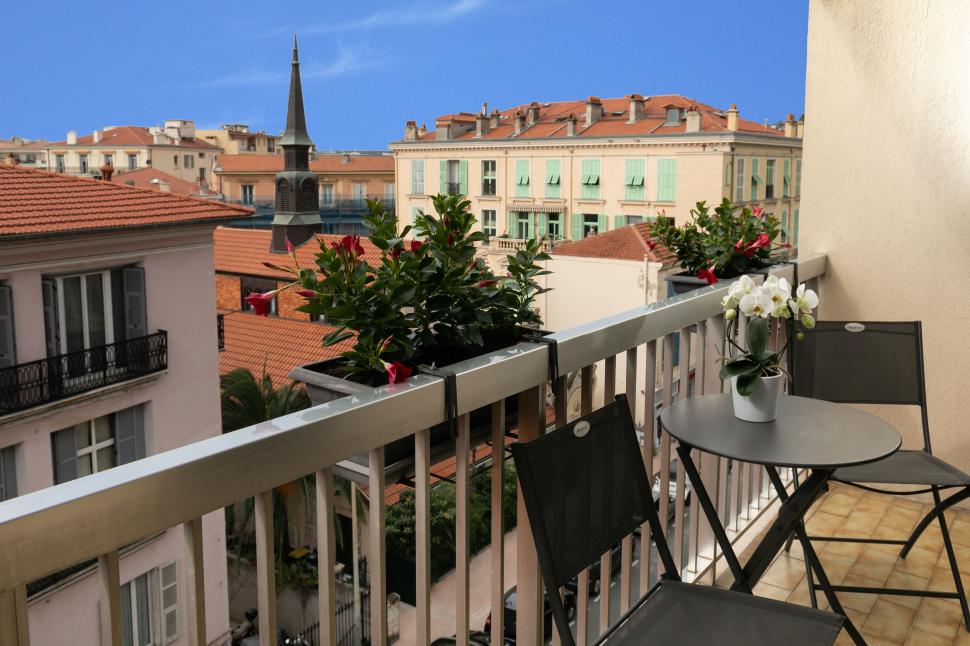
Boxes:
[802,0,970,470]
[47,144,216,184]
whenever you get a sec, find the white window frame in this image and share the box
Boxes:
[352,182,366,202]
[482,209,497,237]
[411,160,424,194]
[322,184,334,207]
[127,154,137,170]
[583,213,599,238]
[547,213,562,239]
[75,416,115,476]
[122,570,154,646]
[183,154,194,169]
[384,182,395,201]
[56,270,115,356]
[79,154,89,173]
[241,185,254,206]
[56,154,65,173]
[482,160,497,196]
[735,158,745,202]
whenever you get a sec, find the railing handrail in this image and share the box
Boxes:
[0,331,167,377]
[0,256,824,589]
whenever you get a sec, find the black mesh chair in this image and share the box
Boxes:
[791,321,970,627]
[511,394,843,646]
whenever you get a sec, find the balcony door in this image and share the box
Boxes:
[58,271,114,357]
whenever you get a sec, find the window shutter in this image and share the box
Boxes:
[580,160,590,184]
[508,212,518,234]
[624,160,635,186]
[0,285,14,369]
[525,214,535,240]
[439,160,447,194]
[570,214,583,240]
[123,267,148,340]
[635,159,645,185]
[42,278,59,358]
[52,426,78,484]
[458,160,468,195]
[598,214,608,233]
[115,405,146,465]
[410,207,419,225]
[535,214,547,238]
[159,561,179,644]
[614,215,626,229]
[0,446,16,501]
[794,208,800,244]
[590,160,600,184]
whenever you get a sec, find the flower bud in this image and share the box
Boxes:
[801,314,816,329]
[796,331,806,341]
[724,309,737,321]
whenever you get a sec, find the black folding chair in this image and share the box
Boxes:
[790,320,970,628]
[511,394,843,645]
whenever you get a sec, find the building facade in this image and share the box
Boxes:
[0,163,251,645]
[0,138,52,170]
[391,95,804,246]
[196,124,280,156]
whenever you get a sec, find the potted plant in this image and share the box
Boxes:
[249,194,551,481]
[649,199,789,296]
[718,274,819,422]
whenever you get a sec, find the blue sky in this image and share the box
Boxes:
[2,0,809,150]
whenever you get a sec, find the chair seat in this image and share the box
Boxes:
[834,450,970,487]
[603,580,842,645]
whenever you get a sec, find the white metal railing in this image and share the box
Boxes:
[0,255,826,646]
[489,237,557,253]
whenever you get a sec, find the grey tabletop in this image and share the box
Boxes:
[660,394,901,469]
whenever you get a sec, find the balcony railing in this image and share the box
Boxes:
[0,258,824,645]
[0,331,168,417]
[487,237,558,253]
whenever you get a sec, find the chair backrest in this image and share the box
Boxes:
[511,395,678,646]
[791,320,931,449]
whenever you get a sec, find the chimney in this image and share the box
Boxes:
[585,96,603,127]
[627,94,644,123]
[418,123,428,138]
[92,129,103,144]
[513,111,524,136]
[158,181,171,192]
[726,104,739,132]
[404,120,418,141]
[489,109,500,129]
[685,104,701,132]
[796,117,805,139]
[475,113,489,138]
[66,130,77,145]
[566,114,577,137]
[3,153,17,166]
[436,120,451,140]
[526,101,540,126]
[342,154,351,164]
[99,160,114,181]
[153,133,167,145]
[784,113,796,138]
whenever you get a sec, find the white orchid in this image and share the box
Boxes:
[792,283,819,314]
[739,290,772,318]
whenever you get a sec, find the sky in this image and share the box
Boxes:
[1,0,809,150]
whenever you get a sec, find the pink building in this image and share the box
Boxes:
[0,163,251,645]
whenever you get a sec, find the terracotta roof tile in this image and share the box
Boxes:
[52,126,220,150]
[0,164,252,238]
[214,227,383,278]
[110,167,200,196]
[219,311,350,385]
[553,221,677,265]
[215,153,394,174]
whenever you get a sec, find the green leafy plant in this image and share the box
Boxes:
[650,198,787,283]
[260,194,551,385]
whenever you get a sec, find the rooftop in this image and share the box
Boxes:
[553,221,678,265]
[0,164,251,238]
[214,153,394,174]
[109,167,201,197]
[51,125,220,150]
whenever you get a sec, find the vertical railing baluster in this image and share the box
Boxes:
[316,469,337,646]
[254,491,277,646]
[415,429,431,646]
[456,414,471,646]
[732,315,748,529]
[659,336,674,540]
[516,384,545,646]
[673,327,690,572]
[550,373,570,646]
[183,517,207,646]
[576,366,594,646]
[619,348,637,611]
[99,550,122,646]
[599,355,616,634]
[369,448,388,646]
[639,340,657,595]
[687,323,703,573]
[489,402,506,646]
[698,317,724,574]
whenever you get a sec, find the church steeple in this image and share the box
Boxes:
[271,34,320,253]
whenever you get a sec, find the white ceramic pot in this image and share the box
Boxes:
[730,372,784,423]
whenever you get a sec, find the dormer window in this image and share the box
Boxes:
[665,107,682,124]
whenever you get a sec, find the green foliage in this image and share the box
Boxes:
[651,198,783,278]
[385,460,518,580]
[219,366,311,433]
[718,317,782,395]
[288,195,550,385]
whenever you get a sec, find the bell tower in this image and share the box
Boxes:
[271,35,320,253]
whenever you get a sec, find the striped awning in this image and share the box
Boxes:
[507,200,566,213]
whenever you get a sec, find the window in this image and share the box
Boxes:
[173,155,178,167]
[546,213,562,239]
[665,107,681,124]
[765,160,776,199]
[241,277,278,315]
[79,154,89,173]
[0,445,16,501]
[580,159,600,199]
[56,154,65,173]
[199,167,206,181]
[793,208,800,244]
[246,137,256,152]
[783,159,791,198]
[121,562,179,646]
[735,158,745,202]
[544,160,560,198]
[657,159,677,202]
[352,182,366,204]
[410,160,424,194]
[52,405,146,483]
[625,215,644,224]
[121,571,153,646]
[0,283,14,371]
[267,138,275,153]
[384,182,395,201]
[514,160,530,198]
[482,160,497,196]
[482,210,497,237]
[57,271,114,355]
[322,184,334,206]
[440,159,466,195]
[582,214,600,238]
[241,185,254,206]
[127,154,137,170]
[624,159,645,200]
[750,158,760,201]
[104,154,113,167]
[795,159,802,197]
[515,212,531,239]
[183,154,194,169]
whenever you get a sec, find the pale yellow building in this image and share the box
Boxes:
[391,94,804,245]
[196,124,280,155]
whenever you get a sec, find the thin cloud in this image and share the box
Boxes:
[264,0,484,37]
[199,48,381,88]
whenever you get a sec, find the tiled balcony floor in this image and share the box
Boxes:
[734,483,970,645]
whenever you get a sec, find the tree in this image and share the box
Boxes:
[220,366,311,433]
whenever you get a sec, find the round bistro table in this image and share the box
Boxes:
[660,394,901,646]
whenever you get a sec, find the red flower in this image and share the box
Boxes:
[296,289,318,298]
[475,279,498,288]
[446,234,455,246]
[697,266,718,285]
[410,240,423,253]
[383,360,412,384]
[339,235,365,257]
[389,245,403,259]
[646,238,658,251]
[752,207,764,217]
[245,291,275,316]
[286,237,296,257]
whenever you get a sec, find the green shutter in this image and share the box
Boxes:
[793,208,799,245]
[783,159,791,197]
[598,213,608,233]
[614,215,626,228]
[657,159,677,201]
[545,160,560,198]
[410,207,419,225]
[625,159,644,200]
[458,160,468,195]
[516,160,530,198]
[536,213,547,238]
[439,160,447,194]
[524,213,534,239]
[507,212,517,237]
[571,213,583,240]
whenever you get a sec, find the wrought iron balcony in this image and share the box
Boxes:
[0,331,167,417]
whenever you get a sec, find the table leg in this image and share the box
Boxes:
[765,467,867,646]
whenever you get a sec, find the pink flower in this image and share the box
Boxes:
[379,336,393,354]
[245,291,275,316]
[697,266,718,285]
[410,240,423,253]
[286,237,296,257]
[296,289,318,298]
[752,207,764,217]
[383,360,413,384]
[475,279,498,288]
